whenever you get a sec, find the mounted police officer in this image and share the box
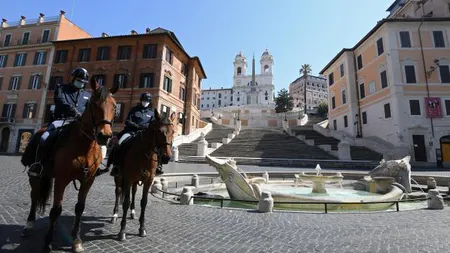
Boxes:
[24,67,92,177]
[107,92,166,177]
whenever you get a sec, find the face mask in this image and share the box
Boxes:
[73,80,84,89]
[141,102,150,107]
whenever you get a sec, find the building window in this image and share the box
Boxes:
[3,34,11,47]
[237,67,242,75]
[340,64,344,77]
[439,65,450,83]
[409,100,421,115]
[400,31,411,48]
[14,53,27,67]
[29,75,41,90]
[405,65,417,83]
[357,55,363,70]
[114,103,124,122]
[33,51,46,65]
[96,47,110,61]
[331,96,336,109]
[341,89,346,104]
[41,30,50,43]
[55,50,68,64]
[362,111,367,124]
[181,63,187,76]
[377,38,384,56]
[380,70,388,89]
[180,87,186,101]
[328,72,334,86]
[9,76,21,90]
[160,104,170,119]
[343,115,348,128]
[0,77,3,90]
[23,103,37,119]
[384,103,391,118]
[2,104,16,118]
[117,45,132,60]
[78,48,91,62]
[333,119,337,130]
[359,83,365,99]
[433,31,445,48]
[143,44,157,59]
[165,47,173,64]
[92,74,105,86]
[445,100,450,115]
[49,76,63,90]
[178,112,184,124]
[114,74,128,88]
[0,55,7,68]
[369,81,376,94]
[139,73,154,88]
[163,76,172,92]
[22,32,30,45]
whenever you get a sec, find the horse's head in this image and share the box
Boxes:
[83,77,119,145]
[148,110,177,164]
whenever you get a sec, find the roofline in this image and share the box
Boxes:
[53,30,207,78]
[319,17,450,74]
[201,88,233,92]
[290,74,327,85]
[386,0,402,12]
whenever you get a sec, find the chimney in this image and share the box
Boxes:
[101,32,109,37]
[38,13,45,23]
[131,30,138,35]
[1,18,8,28]
[145,27,151,33]
[19,16,26,26]
[60,10,66,16]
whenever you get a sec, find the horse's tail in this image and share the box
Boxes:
[37,174,54,214]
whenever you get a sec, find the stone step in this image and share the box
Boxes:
[350,146,383,161]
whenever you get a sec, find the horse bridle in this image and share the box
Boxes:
[78,95,114,143]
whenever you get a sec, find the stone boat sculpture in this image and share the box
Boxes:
[205,155,408,211]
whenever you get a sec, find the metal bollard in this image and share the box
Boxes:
[191,174,199,188]
[258,191,274,213]
[180,187,194,205]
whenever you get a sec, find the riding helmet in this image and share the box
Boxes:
[140,92,152,102]
[71,67,90,84]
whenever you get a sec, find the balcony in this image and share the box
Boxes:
[0,117,15,124]
[0,37,51,48]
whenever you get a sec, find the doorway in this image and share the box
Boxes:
[440,136,450,163]
[412,135,427,162]
[0,127,10,152]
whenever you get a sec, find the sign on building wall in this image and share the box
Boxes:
[425,97,442,118]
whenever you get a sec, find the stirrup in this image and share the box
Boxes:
[27,162,43,178]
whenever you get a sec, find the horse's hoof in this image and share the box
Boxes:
[118,232,126,241]
[130,210,135,220]
[139,228,147,237]
[72,242,85,253]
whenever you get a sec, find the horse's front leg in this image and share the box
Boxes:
[71,178,94,253]
[130,182,138,219]
[111,176,121,224]
[138,178,153,237]
[118,179,131,241]
[43,179,68,253]
[21,177,40,238]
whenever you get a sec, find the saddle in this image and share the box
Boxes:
[107,132,138,169]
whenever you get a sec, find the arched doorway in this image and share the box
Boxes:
[440,136,450,163]
[0,127,10,152]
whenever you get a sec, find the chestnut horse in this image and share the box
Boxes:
[112,110,176,241]
[21,78,118,253]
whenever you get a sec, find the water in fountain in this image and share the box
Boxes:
[315,164,321,176]
[410,178,425,193]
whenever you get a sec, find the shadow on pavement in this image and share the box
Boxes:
[0,215,114,252]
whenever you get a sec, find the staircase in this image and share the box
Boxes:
[290,116,383,161]
[210,128,337,160]
[177,118,234,157]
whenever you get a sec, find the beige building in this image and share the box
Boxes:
[320,0,450,163]
[289,75,328,110]
[0,11,91,153]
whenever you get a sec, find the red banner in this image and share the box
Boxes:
[425,97,442,118]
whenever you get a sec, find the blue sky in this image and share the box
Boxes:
[3,0,393,93]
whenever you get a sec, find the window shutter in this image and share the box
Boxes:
[1,105,7,117]
[22,53,27,66]
[22,104,27,118]
[8,77,13,90]
[123,75,128,88]
[13,55,18,67]
[17,76,22,90]
[150,73,155,88]
[2,55,8,67]
[139,73,144,88]
[168,79,172,92]
[11,104,17,118]
[28,76,33,89]
[33,52,38,65]
[113,74,118,87]
[32,103,37,118]
[37,75,42,89]
[0,77,3,90]
[42,52,47,65]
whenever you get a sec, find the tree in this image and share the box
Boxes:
[317,102,328,118]
[300,64,312,114]
[275,88,294,113]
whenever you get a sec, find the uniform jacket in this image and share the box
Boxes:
[52,83,92,120]
[124,105,155,132]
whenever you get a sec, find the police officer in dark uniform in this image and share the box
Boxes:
[108,92,161,176]
[24,67,92,177]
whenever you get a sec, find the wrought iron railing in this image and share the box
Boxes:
[0,37,50,48]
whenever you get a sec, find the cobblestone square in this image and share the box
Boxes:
[1,156,449,253]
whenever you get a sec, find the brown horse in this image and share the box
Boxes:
[112,110,176,241]
[21,78,118,253]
